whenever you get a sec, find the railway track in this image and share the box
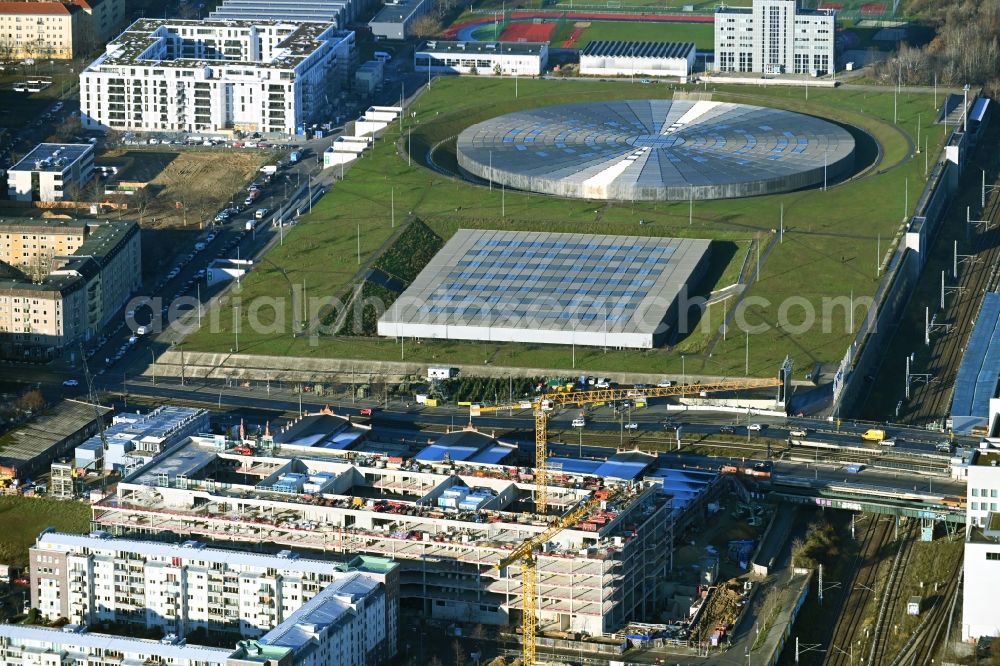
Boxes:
[902,151,1000,424]
[823,516,894,666]
[869,522,917,666]
[890,562,963,666]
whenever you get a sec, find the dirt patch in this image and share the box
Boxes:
[100,149,273,229]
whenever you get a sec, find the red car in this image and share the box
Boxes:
[359,408,373,416]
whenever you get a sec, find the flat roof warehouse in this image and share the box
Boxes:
[377,229,711,349]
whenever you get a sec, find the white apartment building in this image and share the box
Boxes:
[6,143,94,202]
[714,0,835,75]
[30,530,398,663]
[415,40,548,77]
[80,18,356,136]
[962,445,1000,641]
[5,565,393,666]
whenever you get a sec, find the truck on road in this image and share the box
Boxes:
[259,165,278,176]
[861,429,886,442]
[289,150,301,163]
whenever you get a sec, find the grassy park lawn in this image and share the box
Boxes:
[180,76,946,379]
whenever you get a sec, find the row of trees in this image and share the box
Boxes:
[874,0,1000,93]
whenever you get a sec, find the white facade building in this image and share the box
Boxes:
[714,0,835,75]
[415,40,548,77]
[5,564,393,666]
[80,18,356,135]
[962,445,1000,641]
[6,143,94,202]
[29,530,398,664]
[580,41,695,79]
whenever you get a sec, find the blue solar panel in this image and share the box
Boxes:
[951,292,1000,433]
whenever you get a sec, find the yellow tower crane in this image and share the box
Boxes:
[473,377,782,665]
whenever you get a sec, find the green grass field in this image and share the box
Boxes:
[180,77,946,380]
[572,20,715,50]
[0,497,91,567]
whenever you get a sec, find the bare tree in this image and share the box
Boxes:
[131,187,154,224]
[452,639,467,666]
[14,389,45,413]
[410,14,442,38]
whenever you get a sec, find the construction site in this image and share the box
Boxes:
[82,379,788,665]
[92,426,674,637]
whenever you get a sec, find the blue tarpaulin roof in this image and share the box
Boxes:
[951,292,1000,433]
[594,460,648,481]
[471,446,514,465]
[647,466,717,509]
[416,444,478,462]
[547,458,602,475]
[415,429,515,464]
[971,98,990,123]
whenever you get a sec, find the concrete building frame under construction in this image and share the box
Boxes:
[90,422,676,635]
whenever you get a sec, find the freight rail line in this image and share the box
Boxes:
[823,516,894,666]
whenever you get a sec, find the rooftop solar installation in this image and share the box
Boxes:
[377,229,711,348]
[951,292,1000,433]
[457,99,855,201]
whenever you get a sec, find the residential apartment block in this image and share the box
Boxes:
[80,18,356,135]
[30,530,399,663]
[9,542,396,666]
[0,0,124,59]
[714,0,835,75]
[0,218,140,356]
[6,143,95,202]
[90,417,677,635]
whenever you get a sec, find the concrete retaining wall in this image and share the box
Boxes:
[148,349,813,387]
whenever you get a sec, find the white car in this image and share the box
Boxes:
[748,423,765,432]
[879,438,897,447]
[789,429,809,438]
[657,380,674,388]
[571,418,586,428]
[595,379,610,388]
[62,379,79,387]
[624,422,639,430]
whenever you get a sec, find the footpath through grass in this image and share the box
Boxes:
[180,77,944,379]
[0,497,91,567]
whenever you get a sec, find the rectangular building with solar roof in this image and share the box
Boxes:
[377,229,711,349]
